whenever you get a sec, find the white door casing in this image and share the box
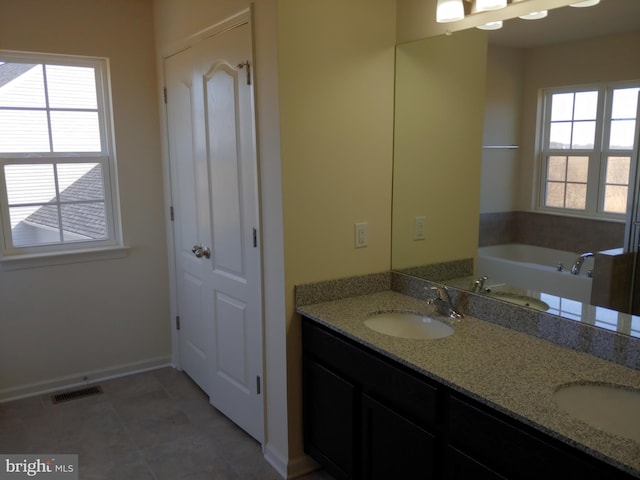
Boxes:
[164,19,264,443]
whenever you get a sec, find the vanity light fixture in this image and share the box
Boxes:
[476,20,504,30]
[475,0,507,12]
[440,0,599,26]
[519,10,548,19]
[436,0,465,23]
[570,0,600,7]
[511,0,547,20]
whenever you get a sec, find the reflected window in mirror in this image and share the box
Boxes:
[541,291,640,338]
[539,82,639,219]
[541,293,583,320]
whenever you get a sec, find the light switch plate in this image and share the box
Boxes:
[414,216,426,241]
[355,222,368,248]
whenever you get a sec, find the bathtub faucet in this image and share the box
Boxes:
[472,276,488,292]
[570,252,594,275]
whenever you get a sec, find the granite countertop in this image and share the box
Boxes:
[297,290,640,477]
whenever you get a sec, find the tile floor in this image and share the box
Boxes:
[0,367,334,480]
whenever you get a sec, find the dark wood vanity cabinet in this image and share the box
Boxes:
[446,395,631,480]
[444,446,507,480]
[303,359,358,478]
[301,316,637,480]
[361,394,437,480]
[302,317,440,479]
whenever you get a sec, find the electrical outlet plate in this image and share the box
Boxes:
[355,222,368,248]
[414,216,426,241]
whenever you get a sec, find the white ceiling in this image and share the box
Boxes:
[488,0,640,47]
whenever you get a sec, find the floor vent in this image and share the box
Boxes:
[51,385,103,404]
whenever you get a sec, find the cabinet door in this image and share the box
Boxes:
[448,395,629,480]
[445,446,508,480]
[303,358,358,480]
[362,394,436,480]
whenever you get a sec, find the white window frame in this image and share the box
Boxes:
[537,81,640,222]
[0,50,125,268]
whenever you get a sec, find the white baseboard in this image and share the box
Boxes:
[263,444,289,478]
[286,454,320,479]
[264,445,320,480]
[0,355,172,403]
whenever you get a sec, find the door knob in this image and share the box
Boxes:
[192,244,211,259]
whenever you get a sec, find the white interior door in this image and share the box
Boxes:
[165,47,212,394]
[165,20,264,442]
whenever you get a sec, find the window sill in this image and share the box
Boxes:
[531,208,626,223]
[0,245,130,271]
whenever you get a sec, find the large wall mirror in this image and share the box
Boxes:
[392,0,640,336]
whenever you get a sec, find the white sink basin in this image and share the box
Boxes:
[489,291,550,311]
[363,312,454,340]
[553,382,640,442]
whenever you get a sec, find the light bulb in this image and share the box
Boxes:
[570,0,600,7]
[476,20,503,30]
[475,0,507,12]
[436,0,465,23]
[519,10,548,20]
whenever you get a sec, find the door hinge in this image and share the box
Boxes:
[176,315,180,330]
[237,61,251,85]
[256,375,261,395]
[252,228,258,248]
[170,206,174,222]
[163,87,167,104]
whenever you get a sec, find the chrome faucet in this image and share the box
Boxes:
[427,285,464,319]
[472,276,488,293]
[570,252,594,275]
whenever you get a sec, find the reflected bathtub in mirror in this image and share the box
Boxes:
[477,244,594,304]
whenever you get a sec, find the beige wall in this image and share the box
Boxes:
[278,1,395,287]
[153,0,248,48]
[277,0,396,465]
[392,29,488,270]
[480,45,524,214]
[0,0,171,396]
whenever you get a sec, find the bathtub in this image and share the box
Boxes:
[477,244,594,303]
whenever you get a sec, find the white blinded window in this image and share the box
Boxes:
[539,83,640,219]
[0,51,122,258]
